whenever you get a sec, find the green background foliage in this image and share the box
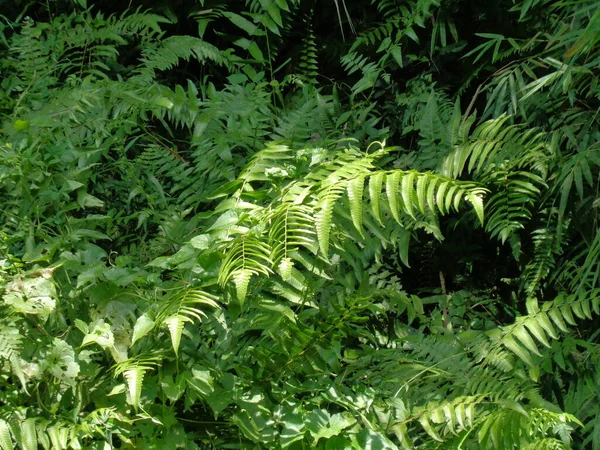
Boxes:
[1,0,599,448]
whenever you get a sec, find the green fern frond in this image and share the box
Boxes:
[315,182,348,255]
[441,116,548,179]
[297,10,319,85]
[17,420,36,450]
[314,166,486,256]
[569,231,600,293]
[269,203,318,265]
[485,169,545,243]
[161,289,218,355]
[340,0,440,92]
[136,35,228,81]
[0,420,12,450]
[238,143,295,185]
[113,355,161,410]
[522,224,562,295]
[479,407,580,449]
[415,395,485,439]
[489,289,600,367]
[0,323,27,390]
[219,234,273,302]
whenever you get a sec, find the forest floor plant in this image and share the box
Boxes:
[1,0,599,448]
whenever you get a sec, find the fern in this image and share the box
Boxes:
[113,355,161,410]
[522,222,562,295]
[219,233,274,302]
[0,321,27,390]
[296,10,319,85]
[489,290,600,368]
[155,288,219,355]
[0,420,11,450]
[341,0,441,94]
[135,35,229,81]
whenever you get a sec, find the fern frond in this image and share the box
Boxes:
[441,116,549,179]
[219,233,273,302]
[113,355,161,410]
[155,288,219,355]
[0,420,12,450]
[522,223,562,295]
[135,35,228,81]
[415,395,485,439]
[485,169,545,243]
[489,289,600,367]
[483,406,580,449]
[238,143,295,185]
[268,203,318,266]
[0,322,27,389]
[296,10,319,85]
[315,182,348,256]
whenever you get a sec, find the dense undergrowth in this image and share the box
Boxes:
[1,0,600,448]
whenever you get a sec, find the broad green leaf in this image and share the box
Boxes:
[131,314,155,346]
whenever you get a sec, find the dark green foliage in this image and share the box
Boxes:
[1,0,600,449]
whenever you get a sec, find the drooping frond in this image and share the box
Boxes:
[113,354,161,410]
[219,233,274,302]
[153,288,219,355]
[135,36,229,82]
[489,290,600,368]
[215,142,487,301]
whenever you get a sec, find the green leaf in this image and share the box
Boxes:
[369,172,385,225]
[233,269,253,304]
[0,420,12,450]
[224,12,259,35]
[260,0,283,27]
[131,314,155,346]
[401,172,416,219]
[165,315,189,356]
[386,172,403,224]
[503,335,534,366]
[356,428,400,449]
[124,368,145,409]
[347,175,365,237]
[419,415,443,442]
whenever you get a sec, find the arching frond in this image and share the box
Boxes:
[155,288,219,355]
